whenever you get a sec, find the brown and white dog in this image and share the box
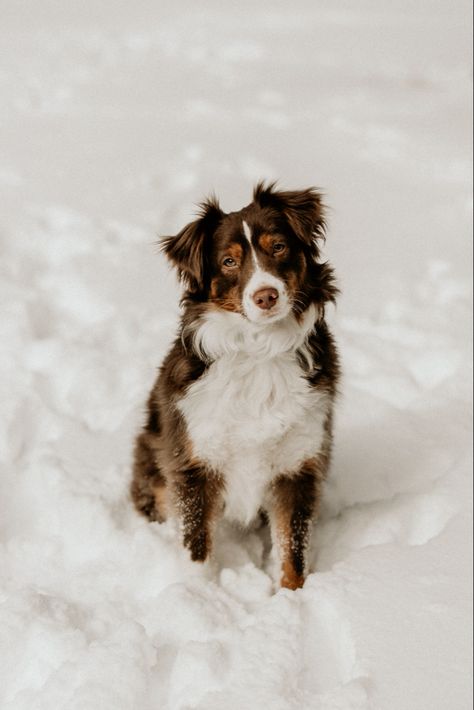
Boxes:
[131,183,340,589]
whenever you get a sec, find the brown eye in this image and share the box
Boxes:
[223,256,237,268]
[273,243,286,254]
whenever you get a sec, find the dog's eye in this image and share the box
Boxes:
[222,257,237,268]
[273,243,286,254]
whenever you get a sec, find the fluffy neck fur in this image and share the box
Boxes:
[187,304,318,363]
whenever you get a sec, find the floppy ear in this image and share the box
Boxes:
[161,197,224,293]
[253,182,326,254]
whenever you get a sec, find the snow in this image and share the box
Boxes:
[0,1,472,708]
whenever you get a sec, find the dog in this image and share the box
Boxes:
[131,182,340,589]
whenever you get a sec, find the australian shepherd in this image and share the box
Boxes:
[131,182,340,589]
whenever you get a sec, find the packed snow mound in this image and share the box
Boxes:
[1,1,472,709]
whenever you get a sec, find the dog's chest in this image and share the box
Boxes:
[177,352,328,524]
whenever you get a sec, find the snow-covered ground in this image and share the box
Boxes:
[1,1,472,708]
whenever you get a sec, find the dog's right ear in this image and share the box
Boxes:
[161,197,224,293]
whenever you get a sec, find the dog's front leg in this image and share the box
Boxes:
[271,461,323,590]
[173,464,223,562]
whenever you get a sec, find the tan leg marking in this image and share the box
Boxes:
[152,482,168,522]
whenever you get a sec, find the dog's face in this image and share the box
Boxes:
[162,183,336,324]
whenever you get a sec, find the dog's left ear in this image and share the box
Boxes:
[161,197,224,293]
[253,182,326,254]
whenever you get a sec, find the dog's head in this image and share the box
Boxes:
[162,182,337,324]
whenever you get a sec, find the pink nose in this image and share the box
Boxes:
[252,287,279,310]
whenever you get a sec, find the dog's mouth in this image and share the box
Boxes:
[242,302,292,325]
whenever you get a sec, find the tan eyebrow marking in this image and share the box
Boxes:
[259,233,278,252]
[226,243,243,261]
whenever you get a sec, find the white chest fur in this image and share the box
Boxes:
[177,308,329,525]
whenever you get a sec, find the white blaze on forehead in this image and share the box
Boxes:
[242,219,259,267]
[242,220,252,243]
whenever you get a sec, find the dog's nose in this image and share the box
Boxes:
[252,287,279,310]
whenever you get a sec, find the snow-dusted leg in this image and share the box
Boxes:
[173,465,224,562]
[271,461,324,589]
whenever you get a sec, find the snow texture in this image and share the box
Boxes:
[1,1,472,709]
